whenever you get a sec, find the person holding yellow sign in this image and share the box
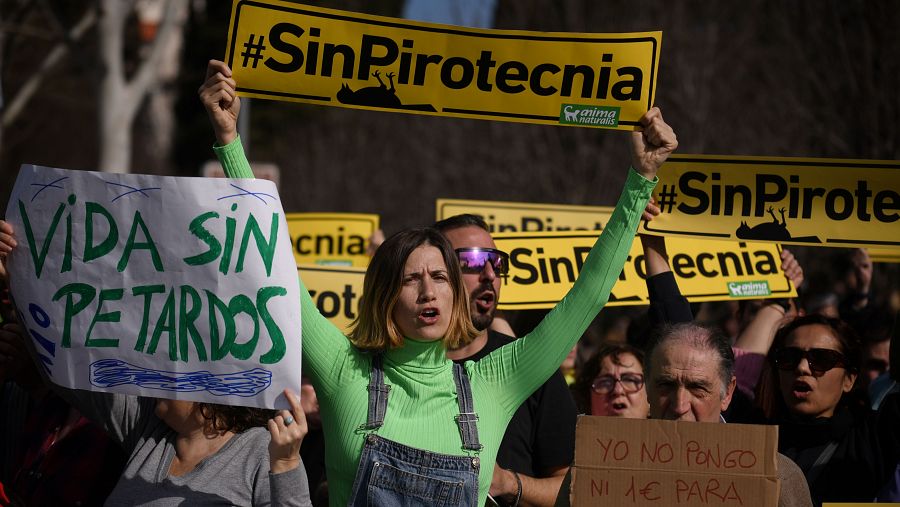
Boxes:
[200,59,675,506]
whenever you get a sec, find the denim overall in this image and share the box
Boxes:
[347,355,483,506]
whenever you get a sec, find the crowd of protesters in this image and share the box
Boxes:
[0,59,895,507]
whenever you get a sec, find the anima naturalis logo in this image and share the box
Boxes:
[559,104,620,127]
[727,281,772,297]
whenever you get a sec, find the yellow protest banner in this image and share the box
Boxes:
[226,0,660,129]
[286,212,378,267]
[298,265,365,332]
[641,155,900,248]
[493,232,795,309]
[868,247,900,264]
[436,198,610,233]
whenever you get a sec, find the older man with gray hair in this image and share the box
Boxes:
[645,322,737,422]
[644,322,813,507]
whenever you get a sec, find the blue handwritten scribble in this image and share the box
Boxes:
[106,181,161,202]
[30,329,56,357]
[217,183,276,204]
[29,303,51,329]
[20,304,54,374]
[29,176,69,202]
[90,359,271,397]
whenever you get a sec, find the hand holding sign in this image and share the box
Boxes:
[641,196,661,222]
[630,107,678,180]
[780,249,804,289]
[199,59,241,146]
[268,388,308,474]
[0,220,14,281]
[488,464,520,504]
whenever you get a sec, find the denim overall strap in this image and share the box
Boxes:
[360,353,391,430]
[453,363,483,452]
[347,357,481,505]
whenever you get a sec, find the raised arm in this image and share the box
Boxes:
[473,108,676,413]
[198,61,353,395]
[640,204,692,327]
[730,249,803,399]
[733,248,803,354]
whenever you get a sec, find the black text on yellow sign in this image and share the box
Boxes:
[492,232,795,310]
[296,233,797,325]
[286,212,378,267]
[642,155,900,248]
[226,0,660,129]
[299,265,365,332]
[437,198,611,233]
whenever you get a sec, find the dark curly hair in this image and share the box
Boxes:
[197,403,275,433]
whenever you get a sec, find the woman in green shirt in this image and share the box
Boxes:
[199,59,676,506]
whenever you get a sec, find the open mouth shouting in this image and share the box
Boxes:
[609,400,629,414]
[473,289,496,313]
[418,307,441,325]
[791,379,813,399]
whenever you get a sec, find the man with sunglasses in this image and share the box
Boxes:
[435,214,577,507]
[644,322,813,507]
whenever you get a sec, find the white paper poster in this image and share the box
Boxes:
[5,165,302,409]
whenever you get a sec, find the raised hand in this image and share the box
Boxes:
[780,248,804,290]
[198,59,241,146]
[267,388,308,474]
[630,107,678,180]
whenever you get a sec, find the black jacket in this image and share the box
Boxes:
[778,393,900,506]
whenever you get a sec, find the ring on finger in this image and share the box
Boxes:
[283,415,294,426]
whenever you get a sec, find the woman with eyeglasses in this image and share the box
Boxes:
[198,59,676,506]
[571,344,649,418]
[759,314,900,506]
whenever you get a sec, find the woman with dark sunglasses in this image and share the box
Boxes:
[758,314,900,506]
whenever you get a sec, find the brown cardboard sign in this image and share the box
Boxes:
[571,416,779,507]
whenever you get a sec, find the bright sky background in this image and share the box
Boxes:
[402,0,497,28]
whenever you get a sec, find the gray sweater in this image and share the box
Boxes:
[62,390,312,506]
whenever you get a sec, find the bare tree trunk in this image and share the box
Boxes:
[141,0,189,173]
[97,0,186,173]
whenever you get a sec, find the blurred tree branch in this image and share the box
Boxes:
[1,4,96,129]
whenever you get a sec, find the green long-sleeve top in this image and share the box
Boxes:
[215,137,656,506]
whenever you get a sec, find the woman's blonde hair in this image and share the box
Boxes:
[349,227,478,351]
